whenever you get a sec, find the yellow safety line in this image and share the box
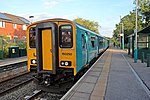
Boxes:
[91,49,112,100]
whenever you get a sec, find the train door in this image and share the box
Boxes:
[82,33,86,65]
[42,29,52,70]
[85,32,88,64]
[96,36,99,55]
[36,22,58,74]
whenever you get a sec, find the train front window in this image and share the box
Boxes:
[59,25,73,48]
[29,27,36,48]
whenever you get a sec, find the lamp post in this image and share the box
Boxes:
[29,16,34,24]
[121,23,124,49]
[134,0,138,63]
[120,16,124,49]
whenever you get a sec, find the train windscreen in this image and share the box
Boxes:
[29,27,36,48]
[59,25,73,48]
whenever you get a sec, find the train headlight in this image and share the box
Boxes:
[61,62,65,66]
[60,61,71,66]
[65,62,68,66]
[45,81,48,84]
[31,59,37,64]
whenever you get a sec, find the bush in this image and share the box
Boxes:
[17,42,27,49]
[3,43,17,58]
[0,36,27,58]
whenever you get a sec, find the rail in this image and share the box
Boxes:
[0,73,33,96]
[24,90,42,100]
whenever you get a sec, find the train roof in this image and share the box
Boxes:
[27,18,106,39]
[27,18,73,28]
[74,22,103,38]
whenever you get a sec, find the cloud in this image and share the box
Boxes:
[19,11,79,23]
[19,12,56,22]
[99,26,114,38]
[43,0,59,8]
[42,0,73,8]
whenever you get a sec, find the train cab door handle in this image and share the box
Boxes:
[50,49,52,53]
[33,53,36,57]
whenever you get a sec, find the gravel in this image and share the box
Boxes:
[35,92,63,100]
[0,81,64,100]
[0,81,37,100]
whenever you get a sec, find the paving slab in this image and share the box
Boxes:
[76,82,95,93]
[61,48,150,100]
[105,49,150,100]
[87,71,101,77]
[83,75,98,83]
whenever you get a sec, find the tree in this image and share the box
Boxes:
[113,12,143,43]
[122,12,143,36]
[138,0,150,27]
[73,18,100,34]
[113,0,150,46]
[113,12,143,36]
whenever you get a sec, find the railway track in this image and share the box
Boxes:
[23,51,106,99]
[0,58,28,83]
[25,90,63,100]
[25,90,42,100]
[0,72,33,96]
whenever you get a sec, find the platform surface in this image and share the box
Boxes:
[61,48,150,100]
[0,56,27,67]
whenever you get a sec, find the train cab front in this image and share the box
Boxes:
[35,20,76,86]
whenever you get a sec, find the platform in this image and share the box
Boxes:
[0,56,27,67]
[61,48,150,100]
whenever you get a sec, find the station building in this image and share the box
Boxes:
[128,26,150,60]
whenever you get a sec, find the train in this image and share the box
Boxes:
[26,18,109,91]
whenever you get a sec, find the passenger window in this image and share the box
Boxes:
[29,27,36,48]
[91,36,95,48]
[99,39,103,45]
[82,34,85,48]
[59,25,73,48]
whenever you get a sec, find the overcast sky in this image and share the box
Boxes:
[0,0,135,37]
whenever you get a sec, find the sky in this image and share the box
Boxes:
[0,0,135,37]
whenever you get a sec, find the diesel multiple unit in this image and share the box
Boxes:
[27,18,109,88]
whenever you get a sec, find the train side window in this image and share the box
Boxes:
[29,27,36,48]
[91,36,95,48]
[59,25,73,48]
[99,39,103,45]
[82,34,85,48]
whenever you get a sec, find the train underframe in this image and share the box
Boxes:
[32,68,74,93]
[31,66,90,93]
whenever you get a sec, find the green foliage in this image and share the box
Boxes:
[122,12,143,36]
[15,39,27,49]
[0,36,26,58]
[111,37,119,46]
[138,0,150,27]
[3,43,17,58]
[73,18,100,34]
[18,42,26,49]
[113,0,150,41]
[113,12,143,42]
